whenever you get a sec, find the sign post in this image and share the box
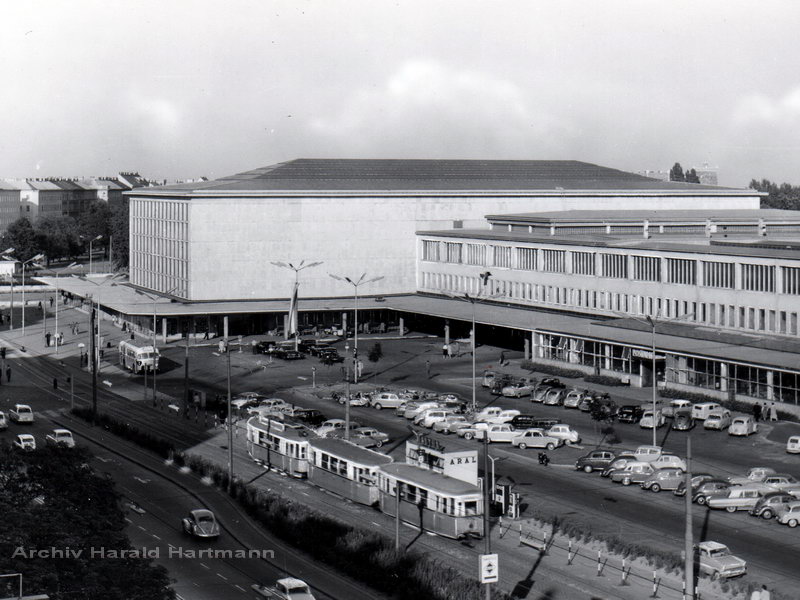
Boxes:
[479,553,499,584]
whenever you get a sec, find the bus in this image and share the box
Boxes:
[118,340,160,373]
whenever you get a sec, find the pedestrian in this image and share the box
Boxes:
[37,300,42,311]
[53,377,58,390]
[130,333,135,341]
[753,403,762,422]
[203,330,209,340]
[760,584,771,600]
[769,402,778,422]
[446,343,452,359]
[45,332,51,347]
[442,343,448,358]
[49,296,53,308]
[750,587,762,600]
[500,351,506,365]
[426,359,431,379]
[5,366,10,383]
[357,359,363,378]
[58,332,63,346]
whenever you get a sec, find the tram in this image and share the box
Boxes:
[246,416,313,478]
[308,437,393,506]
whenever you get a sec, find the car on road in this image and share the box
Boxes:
[692,402,722,421]
[232,392,266,410]
[478,424,520,443]
[308,344,332,357]
[546,424,581,445]
[252,577,316,600]
[616,405,645,424]
[369,392,404,410]
[46,429,75,448]
[247,398,290,415]
[610,462,655,486]
[575,450,616,473]
[511,429,562,450]
[707,483,772,512]
[0,411,6,431]
[787,435,800,454]
[563,390,586,409]
[728,416,758,437]
[181,509,220,538]
[776,501,800,528]
[671,409,695,431]
[433,415,469,433]
[639,409,665,429]
[490,374,516,395]
[13,434,36,451]
[691,480,731,505]
[338,393,371,407]
[9,404,34,424]
[487,409,521,424]
[641,468,685,493]
[750,491,797,519]
[696,541,746,579]
[501,380,534,398]
[762,474,800,497]
[318,350,344,365]
[458,422,490,440]
[728,466,777,486]
[703,409,732,430]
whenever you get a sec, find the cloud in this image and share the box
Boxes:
[307,60,575,157]
[733,87,800,126]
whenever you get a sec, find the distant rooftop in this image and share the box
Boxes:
[486,209,781,224]
[132,158,752,195]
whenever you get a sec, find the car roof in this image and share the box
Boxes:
[52,429,72,435]
[277,577,309,589]
[698,541,727,551]
[17,434,34,440]
[191,509,214,518]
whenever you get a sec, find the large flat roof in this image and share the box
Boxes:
[130,159,750,195]
[487,209,780,223]
[380,463,481,496]
[309,437,393,467]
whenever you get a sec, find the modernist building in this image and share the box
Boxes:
[414,209,800,410]
[126,159,760,302]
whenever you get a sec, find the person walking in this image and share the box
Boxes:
[45,332,52,347]
[426,359,431,379]
[58,331,63,346]
[750,587,762,600]
[760,584,771,600]
[5,366,10,383]
[442,343,448,358]
[753,403,762,422]
[769,402,778,422]
[500,351,506,365]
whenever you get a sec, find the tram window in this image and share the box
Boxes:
[464,501,478,516]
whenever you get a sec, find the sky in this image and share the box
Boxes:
[2,0,800,188]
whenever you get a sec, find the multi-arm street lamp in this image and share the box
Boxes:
[0,248,15,329]
[329,272,384,383]
[135,286,179,407]
[81,234,103,274]
[271,260,323,350]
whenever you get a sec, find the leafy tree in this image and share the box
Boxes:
[79,200,113,259]
[684,168,700,184]
[669,162,685,182]
[750,178,800,210]
[367,342,383,362]
[0,217,39,262]
[34,216,81,264]
[110,196,129,269]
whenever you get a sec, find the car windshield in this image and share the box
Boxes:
[288,585,311,596]
[198,515,214,523]
[708,548,729,557]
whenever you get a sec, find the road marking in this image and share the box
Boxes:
[137,525,147,532]
[297,376,308,380]
[200,563,210,570]
[134,476,150,484]
[151,534,161,541]
[124,517,133,524]
[96,456,112,463]
[103,380,113,387]
[216,573,228,581]
[234,585,246,592]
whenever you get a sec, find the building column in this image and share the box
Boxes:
[162,317,167,344]
[399,317,405,336]
[224,315,229,340]
[444,322,450,346]
[604,344,612,370]
[342,312,347,335]
[767,370,774,401]
[719,362,728,392]
[524,337,530,361]
[677,356,688,385]
[282,314,288,339]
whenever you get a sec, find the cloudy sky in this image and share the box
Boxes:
[3,1,800,187]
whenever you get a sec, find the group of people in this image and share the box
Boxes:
[44,331,65,347]
[753,401,779,422]
[751,584,771,600]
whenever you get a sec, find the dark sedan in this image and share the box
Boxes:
[575,450,616,473]
[617,405,645,424]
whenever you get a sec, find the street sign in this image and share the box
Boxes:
[479,553,499,583]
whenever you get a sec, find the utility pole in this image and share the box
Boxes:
[685,435,694,599]
[344,342,351,440]
[183,320,190,417]
[225,320,233,494]
[91,307,97,425]
[484,432,491,600]
[395,481,401,551]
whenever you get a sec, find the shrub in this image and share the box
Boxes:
[520,360,584,379]
[584,374,629,386]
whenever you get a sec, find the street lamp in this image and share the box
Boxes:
[329,272,384,383]
[20,253,45,336]
[135,286,179,408]
[271,260,323,350]
[82,234,103,274]
[0,248,15,330]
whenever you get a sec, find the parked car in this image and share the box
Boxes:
[639,409,665,429]
[762,474,800,497]
[511,429,562,450]
[13,434,36,451]
[673,473,717,497]
[531,418,561,429]
[703,409,732,430]
[281,350,306,361]
[351,427,390,448]
[433,414,469,433]
[728,467,777,486]
[369,392,404,410]
[293,409,327,427]
[641,468,685,493]
[417,409,454,428]
[315,419,346,436]
[247,398,290,415]
[563,389,586,409]
[707,483,772,512]
[458,422,490,440]
[696,541,746,579]
[728,416,758,437]
[632,445,663,462]
[404,401,440,419]
[750,491,797,519]
[692,480,732,505]
[501,380,534,398]
[482,370,500,388]
[788,435,800,454]
[0,411,6,431]
[475,406,503,421]
[546,424,581,444]
[575,450,616,473]
[531,385,552,403]
[318,349,344,364]
[617,405,644,424]
[543,388,567,406]
[479,424,520,443]
[9,404,34,424]
[181,509,220,538]
[487,409,521,424]
[671,409,695,431]
[776,501,800,527]
[508,414,540,431]
[338,393,370,407]
[46,429,75,448]
[610,462,656,486]
[601,454,638,477]
[490,375,516,395]
[231,392,266,410]
[651,454,687,471]
[663,399,693,418]
[443,416,474,434]
[308,344,332,357]
[692,402,722,421]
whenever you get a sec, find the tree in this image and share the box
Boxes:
[750,178,800,210]
[110,196,129,269]
[685,168,700,184]
[669,162,685,182]
[0,217,39,262]
[367,342,383,362]
[34,215,81,264]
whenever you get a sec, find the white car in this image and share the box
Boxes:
[352,427,390,448]
[776,501,800,527]
[475,406,503,421]
[501,382,533,398]
[696,541,746,579]
[46,429,75,448]
[703,409,732,430]
[728,467,776,486]
[417,409,454,428]
[511,429,562,450]
[728,416,758,437]
[651,453,687,472]
[231,392,265,410]
[487,409,521,424]
[663,399,692,418]
[9,404,34,424]
[762,474,800,497]
[632,445,663,462]
[370,392,404,410]
[563,390,585,409]
[546,424,581,444]
[458,422,490,440]
[404,401,440,420]
[639,409,665,429]
[253,577,316,600]
[13,434,36,451]
[691,402,721,421]
[432,415,468,434]
[315,419,346,436]
[788,435,800,454]
[479,424,519,443]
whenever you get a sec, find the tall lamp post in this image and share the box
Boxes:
[135,286,178,408]
[20,253,45,336]
[329,272,384,383]
[82,234,103,274]
[0,248,15,330]
[271,260,323,350]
